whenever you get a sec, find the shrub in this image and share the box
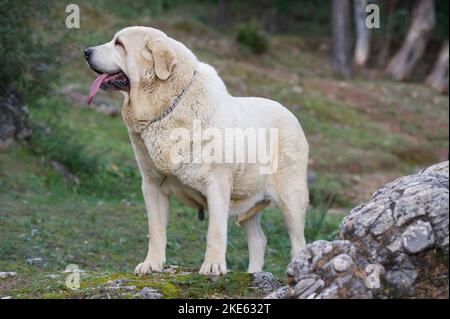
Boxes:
[29,121,100,177]
[28,119,141,197]
[235,21,269,54]
[26,97,141,197]
[0,0,67,98]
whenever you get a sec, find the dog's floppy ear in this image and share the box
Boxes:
[147,37,177,80]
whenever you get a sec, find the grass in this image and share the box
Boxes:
[0,1,448,298]
[0,141,340,298]
[0,142,339,271]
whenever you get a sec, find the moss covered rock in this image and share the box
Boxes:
[1,266,281,299]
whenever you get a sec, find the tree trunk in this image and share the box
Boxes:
[332,0,352,78]
[386,0,436,81]
[378,0,397,68]
[217,0,229,27]
[354,0,370,67]
[425,40,449,94]
[266,7,278,34]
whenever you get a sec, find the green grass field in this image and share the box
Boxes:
[0,1,448,298]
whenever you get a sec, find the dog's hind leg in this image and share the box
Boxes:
[273,170,309,259]
[280,193,308,258]
[240,211,267,273]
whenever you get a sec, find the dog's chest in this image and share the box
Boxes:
[122,105,151,133]
[140,132,174,174]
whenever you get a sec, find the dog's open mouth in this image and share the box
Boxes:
[87,71,129,105]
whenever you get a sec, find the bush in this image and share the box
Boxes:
[26,97,140,197]
[0,0,67,98]
[29,121,100,178]
[29,119,141,197]
[235,21,269,54]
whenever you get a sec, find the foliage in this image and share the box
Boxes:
[236,21,269,54]
[26,97,140,197]
[435,0,449,40]
[94,0,199,19]
[0,0,68,98]
[305,190,337,242]
[29,121,100,178]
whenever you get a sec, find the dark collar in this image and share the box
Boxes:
[148,70,197,125]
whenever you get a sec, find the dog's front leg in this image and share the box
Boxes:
[134,177,170,276]
[199,176,231,276]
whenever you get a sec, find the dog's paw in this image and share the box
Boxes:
[134,260,164,276]
[199,260,227,276]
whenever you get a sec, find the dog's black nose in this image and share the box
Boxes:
[84,48,93,60]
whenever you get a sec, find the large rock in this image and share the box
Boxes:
[0,88,31,150]
[276,161,449,299]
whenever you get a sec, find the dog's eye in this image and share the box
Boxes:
[115,39,124,48]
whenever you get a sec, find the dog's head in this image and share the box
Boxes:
[85,26,184,105]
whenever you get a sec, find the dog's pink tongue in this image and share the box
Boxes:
[87,73,109,105]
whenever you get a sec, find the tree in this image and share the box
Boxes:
[425,40,449,94]
[331,0,352,78]
[266,7,278,34]
[217,0,229,27]
[353,0,370,67]
[377,0,398,67]
[386,0,436,81]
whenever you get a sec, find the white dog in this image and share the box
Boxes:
[85,26,309,276]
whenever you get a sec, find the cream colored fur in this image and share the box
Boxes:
[88,26,309,276]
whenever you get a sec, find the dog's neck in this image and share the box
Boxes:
[122,53,198,133]
[147,69,196,125]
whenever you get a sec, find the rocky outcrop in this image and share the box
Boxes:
[0,88,31,150]
[284,240,377,299]
[274,161,449,299]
